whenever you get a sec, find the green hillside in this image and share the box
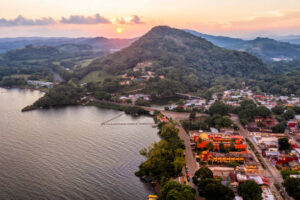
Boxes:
[235,37,300,61]
[91,26,268,76]
[83,26,271,96]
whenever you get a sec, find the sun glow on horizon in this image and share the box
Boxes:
[116,27,123,34]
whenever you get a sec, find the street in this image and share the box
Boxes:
[231,114,288,200]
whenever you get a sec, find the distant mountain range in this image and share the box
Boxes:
[1,30,299,63]
[273,35,300,45]
[185,29,300,62]
[0,37,136,53]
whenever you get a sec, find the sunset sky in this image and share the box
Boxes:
[0,0,300,38]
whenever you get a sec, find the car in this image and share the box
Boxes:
[187,176,190,182]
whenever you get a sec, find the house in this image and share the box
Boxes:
[287,120,297,128]
[27,80,54,88]
[228,173,239,188]
[289,161,300,170]
[261,186,275,200]
[245,162,259,173]
[275,155,298,165]
[133,61,152,72]
[198,151,251,163]
[120,80,130,85]
[157,115,168,123]
[193,133,247,151]
[290,174,300,178]
[120,96,130,102]
[295,115,300,123]
[248,175,270,186]
[254,117,276,128]
[256,137,279,148]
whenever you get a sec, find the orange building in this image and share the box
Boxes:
[197,151,251,163]
[193,133,247,152]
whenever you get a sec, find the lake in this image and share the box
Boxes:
[0,88,160,200]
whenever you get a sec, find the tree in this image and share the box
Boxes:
[229,141,236,151]
[293,106,300,114]
[271,123,286,133]
[198,137,202,143]
[257,121,264,128]
[203,182,235,200]
[206,142,214,151]
[160,123,179,139]
[219,142,225,152]
[135,123,186,180]
[272,105,285,115]
[222,116,233,128]
[208,101,229,116]
[159,180,195,200]
[278,138,290,151]
[240,118,249,126]
[256,106,271,118]
[283,109,295,120]
[192,167,213,185]
[238,180,262,200]
[135,97,150,106]
[189,112,196,120]
[283,178,300,200]
[281,170,300,180]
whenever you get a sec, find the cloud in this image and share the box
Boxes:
[129,15,144,24]
[0,14,145,27]
[0,15,56,27]
[244,10,284,21]
[114,15,145,25]
[189,10,300,33]
[60,14,110,24]
[228,10,300,30]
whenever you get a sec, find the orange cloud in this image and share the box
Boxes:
[225,10,300,31]
[112,15,145,25]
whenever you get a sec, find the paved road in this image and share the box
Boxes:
[231,114,288,200]
[178,126,198,186]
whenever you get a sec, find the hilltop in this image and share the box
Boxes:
[90,26,268,76]
[81,26,270,95]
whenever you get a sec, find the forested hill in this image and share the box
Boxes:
[89,26,270,77]
[186,29,300,62]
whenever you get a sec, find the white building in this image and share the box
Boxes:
[27,80,54,88]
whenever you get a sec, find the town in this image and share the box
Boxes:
[118,87,300,200]
[24,67,300,200]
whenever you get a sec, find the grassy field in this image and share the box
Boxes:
[79,70,119,84]
[76,58,95,68]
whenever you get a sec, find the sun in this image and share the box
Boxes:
[116,27,123,34]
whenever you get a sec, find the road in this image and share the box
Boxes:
[50,69,64,83]
[231,114,288,200]
[179,126,198,185]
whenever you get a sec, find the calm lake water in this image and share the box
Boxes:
[0,88,160,200]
